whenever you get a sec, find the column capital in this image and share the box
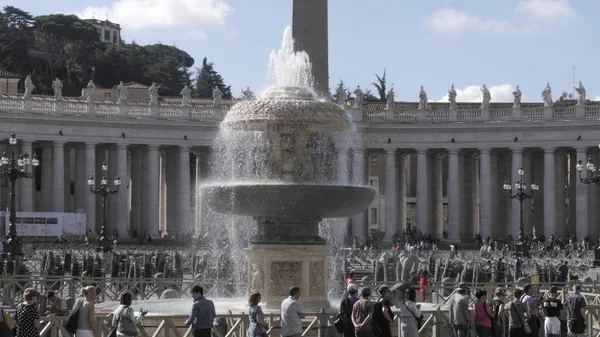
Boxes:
[543,147,556,153]
[180,145,191,151]
[116,143,129,150]
[53,140,66,147]
[353,147,364,154]
[20,140,34,145]
[510,147,523,154]
[85,142,97,150]
[576,147,588,154]
[447,149,460,155]
[479,148,491,154]
[148,144,160,151]
[416,148,428,155]
[385,148,396,155]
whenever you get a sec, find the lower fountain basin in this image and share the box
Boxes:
[201,183,375,218]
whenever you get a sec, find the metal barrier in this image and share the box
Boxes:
[9,304,600,337]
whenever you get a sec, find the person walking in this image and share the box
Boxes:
[397,288,421,337]
[542,286,563,337]
[474,290,494,337]
[505,288,530,337]
[112,292,147,337]
[281,287,305,337]
[185,285,216,337]
[351,288,374,337]
[566,284,587,337]
[75,286,98,337]
[248,292,268,337]
[14,288,41,337]
[340,284,360,337]
[449,283,472,337]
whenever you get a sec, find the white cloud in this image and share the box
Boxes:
[425,9,540,36]
[436,84,530,103]
[73,0,232,37]
[515,0,576,21]
[594,95,600,101]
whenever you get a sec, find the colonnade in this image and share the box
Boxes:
[0,140,209,238]
[344,146,599,243]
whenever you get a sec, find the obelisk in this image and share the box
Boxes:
[292,0,329,97]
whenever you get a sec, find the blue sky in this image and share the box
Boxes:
[5,0,600,101]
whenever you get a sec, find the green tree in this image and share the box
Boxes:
[34,14,99,90]
[0,6,35,76]
[363,89,378,103]
[371,69,387,102]
[331,79,354,103]
[194,57,231,98]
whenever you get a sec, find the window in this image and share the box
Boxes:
[104,92,112,98]
[370,208,378,224]
[369,178,379,194]
[369,155,378,168]
[113,34,117,44]
[104,30,110,41]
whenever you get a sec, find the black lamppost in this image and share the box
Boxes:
[87,162,121,252]
[503,166,539,241]
[576,157,600,185]
[0,132,39,273]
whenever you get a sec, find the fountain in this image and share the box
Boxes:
[201,27,375,309]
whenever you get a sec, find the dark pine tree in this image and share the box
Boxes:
[194,57,231,98]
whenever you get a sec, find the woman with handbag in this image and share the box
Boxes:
[14,288,41,337]
[248,292,268,337]
[505,289,530,337]
[397,288,421,337]
[76,286,98,337]
[112,292,147,337]
[474,290,494,337]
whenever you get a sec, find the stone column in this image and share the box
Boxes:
[416,149,430,234]
[130,149,142,237]
[84,143,97,232]
[116,144,129,237]
[146,145,160,237]
[544,147,556,237]
[351,148,366,242]
[511,148,523,238]
[194,151,203,234]
[397,154,407,234]
[74,145,86,212]
[337,146,349,184]
[554,150,567,235]
[447,149,460,242]
[52,141,65,212]
[41,146,53,212]
[19,141,34,212]
[479,148,492,239]
[588,152,600,239]
[471,153,480,236]
[576,148,589,239]
[433,153,444,237]
[521,152,533,237]
[179,146,191,235]
[384,149,396,242]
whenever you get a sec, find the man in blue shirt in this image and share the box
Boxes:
[185,285,216,337]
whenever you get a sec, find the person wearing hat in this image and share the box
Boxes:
[340,284,359,337]
[372,286,393,337]
[351,288,375,337]
[449,283,472,337]
[542,286,563,337]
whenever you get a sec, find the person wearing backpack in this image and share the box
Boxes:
[372,286,394,337]
[340,284,359,337]
[112,292,147,337]
[491,288,507,337]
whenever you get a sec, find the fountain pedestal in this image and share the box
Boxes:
[247,244,329,310]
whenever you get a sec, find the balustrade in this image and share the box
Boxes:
[2,94,600,123]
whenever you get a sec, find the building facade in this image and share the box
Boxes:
[0,91,598,241]
[83,19,123,46]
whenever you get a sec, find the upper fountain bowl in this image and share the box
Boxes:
[222,86,351,132]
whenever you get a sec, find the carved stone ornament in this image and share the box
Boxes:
[309,261,324,296]
[269,261,301,296]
